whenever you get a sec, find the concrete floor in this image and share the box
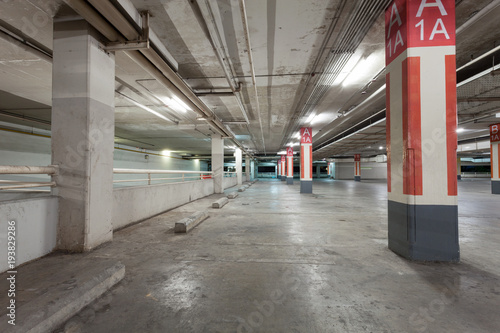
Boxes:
[54,179,500,333]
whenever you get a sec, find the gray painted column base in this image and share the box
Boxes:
[492,180,500,194]
[388,201,459,262]
[286,177,293,185]
[457,175,462,180]
[300,180,313,193]
[281,176,286,181]
[354,176,361,182]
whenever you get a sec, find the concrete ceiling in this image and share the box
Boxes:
[0,0,499,160]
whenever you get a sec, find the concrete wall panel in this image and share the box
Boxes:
[0,197,58,272]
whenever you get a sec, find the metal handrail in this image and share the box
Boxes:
[0,166,217,190]
[0,165,58,175]
[113,168,213,186]
[113,168,212,175]
[0,165,58,190]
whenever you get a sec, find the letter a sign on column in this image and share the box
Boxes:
[385,0,455,65]
[300,127,312,144]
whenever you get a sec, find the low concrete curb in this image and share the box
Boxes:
[238,185,249,192]
[227,192,239,199]
[175,211,209,233]
[0,262,125,333]
[212,197,229,209]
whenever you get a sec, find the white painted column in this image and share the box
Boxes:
[212,134,224,193]
[280,155,286,181]
[52,18,115,251]
[235,148,243,185]
[286,147,294,185]
[491,124,500,194]
[300,127,313,193]
[251,160,255,181]
[245,155,250,182]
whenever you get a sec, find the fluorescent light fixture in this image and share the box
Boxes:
[456,128,465,133]
[496,113,500,118]
[343,52,381,87]
[329,53,362,86]
[306,113,316,123]
[159,95,191,113]
[162,150,171,156]
[118,92,172,122]
[379,146,384,150]
[173,96,191,111]
[277,151,286,155]
[311,113,326,125]
[295,132,301,139]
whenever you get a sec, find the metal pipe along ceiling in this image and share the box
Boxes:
[194,0,250,124]
[280,0,392,148]
[238,0,266,155]
[62,0,253,157]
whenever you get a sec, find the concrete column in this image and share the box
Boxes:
[286,147,294,185]
[277,160,281,180]
[300,127,313,193]
[280,155,286,181]
[51,17,115,251]
[253,160,257,180]
[245,155,250,182]
[354,154,361,182]
[251,160,255,180]
[235,148,242,186]
[457,157,462,180]
[491,124,500,194]
[212,134,224,194]
[385,0,459,261]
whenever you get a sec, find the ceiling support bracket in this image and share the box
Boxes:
[103,11,150,52]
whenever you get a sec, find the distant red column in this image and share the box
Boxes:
[490,124,500,194]
[354,154,361,182]
[286,147,294,185]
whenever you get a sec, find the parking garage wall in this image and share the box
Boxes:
[335,161,387,180]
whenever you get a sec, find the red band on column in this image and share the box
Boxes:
[386,73,392,192]
[402,57,423,196]
[498,145,500,179]
[492,145,494,179]
[446,54,458,196]
[300,146,304,179]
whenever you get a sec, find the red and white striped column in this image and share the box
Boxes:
[354,154,361,182]
[491,124,500,194]
[300,127,313,193]
[280,155,286,181]
[385,0,459,261]
[286,147,294,185]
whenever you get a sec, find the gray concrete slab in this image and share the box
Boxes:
[0,257,124,333]
[227,192,239,199]
[45,179,500,332]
